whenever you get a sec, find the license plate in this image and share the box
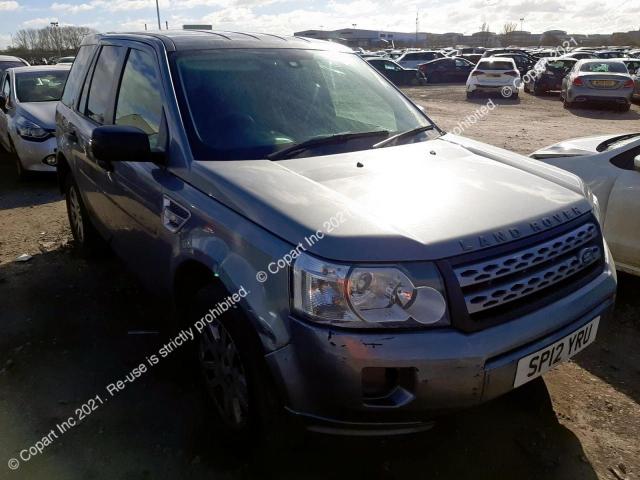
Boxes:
[513,317,600,388]
[487,73,500,77]
[591,80,616,88]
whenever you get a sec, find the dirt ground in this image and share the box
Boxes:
[0,85,639,480]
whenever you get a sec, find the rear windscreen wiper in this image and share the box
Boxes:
[267,130,389,160]
[372,125,434,149]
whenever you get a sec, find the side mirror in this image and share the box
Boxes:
[634,154,640,172]
[91,125,152,164]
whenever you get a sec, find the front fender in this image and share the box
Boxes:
[169,183,295,353]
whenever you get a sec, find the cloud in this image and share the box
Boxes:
[22,17,59,27]
[51,2,96,14]
[0,0,19,10]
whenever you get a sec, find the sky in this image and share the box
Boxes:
[1,0,639,49]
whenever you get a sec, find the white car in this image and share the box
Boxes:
[531,133,640,276]
[466,57,520,99]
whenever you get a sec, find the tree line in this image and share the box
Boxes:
[2,26,96,62]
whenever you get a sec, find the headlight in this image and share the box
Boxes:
[292,252,448,328]
[15,116,49,140]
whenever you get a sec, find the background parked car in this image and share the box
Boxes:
[616,59,640,100]
[561,59,634,111]
[55,56,76,65]
[418,57,474,83]
[461,53,482,65]
[396,50,444,68]
[0,65,70,179]
[365,57,422,86]
[594,50,623,59]
[466,57,520,99]
[567,52,597,60]
[531,132,640,276]
[0,55,29,76]
[492,52,536,77]
[524,58,577,95]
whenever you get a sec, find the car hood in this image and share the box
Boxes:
[530,133,639,159]
[16,102,57,130]
[190,135,591,262]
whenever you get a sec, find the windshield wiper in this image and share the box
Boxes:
[267,130,389,160]
[372,125,434,149]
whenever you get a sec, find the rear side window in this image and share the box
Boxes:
[477,61,513,70]
[85,45,126,124]
[115,49,163,148]
[61,45,95,108]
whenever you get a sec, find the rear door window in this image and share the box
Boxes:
[61,45,95,108]
[85,45,126,124]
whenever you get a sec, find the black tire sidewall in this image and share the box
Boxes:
[190,285,284,447]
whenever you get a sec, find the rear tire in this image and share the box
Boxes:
[64,174,107,257]
[466,91,475,100]
[563,97,573,109]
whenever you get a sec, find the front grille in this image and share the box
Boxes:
[451,220,602,321]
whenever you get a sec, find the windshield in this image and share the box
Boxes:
[174,49,433,160]
[580,62,627,73]
[15,70,69,102]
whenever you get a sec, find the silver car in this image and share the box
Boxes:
[0,65,70,179]
[561,59,635,111]
[617,58,640,100]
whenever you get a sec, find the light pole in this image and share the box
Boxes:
[50,21,61,59]
[155,0,161,30]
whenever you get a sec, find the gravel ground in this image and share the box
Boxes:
[0,84,638,480]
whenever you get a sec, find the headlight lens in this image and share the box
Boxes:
[292,253,448,328]
[16,116,49,140]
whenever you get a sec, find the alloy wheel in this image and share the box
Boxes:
[68,185,84,243]
[199,321,249,428]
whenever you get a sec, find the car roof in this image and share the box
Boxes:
[578,58,625,63]
[10,65,71,74]
[0,55,27,62]
[82,30,352,53]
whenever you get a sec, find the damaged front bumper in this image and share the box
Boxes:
[264,265,616,435]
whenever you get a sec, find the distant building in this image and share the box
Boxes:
[295,28,428,48]
[183,24,212,30]
[294,27,640,49]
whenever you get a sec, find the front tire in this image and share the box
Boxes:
[618,102,631,112]
[8,138,30,181]
[64,174,106,256]
[190,285,288,448]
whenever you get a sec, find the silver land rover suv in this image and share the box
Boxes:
[55,31,616,439]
